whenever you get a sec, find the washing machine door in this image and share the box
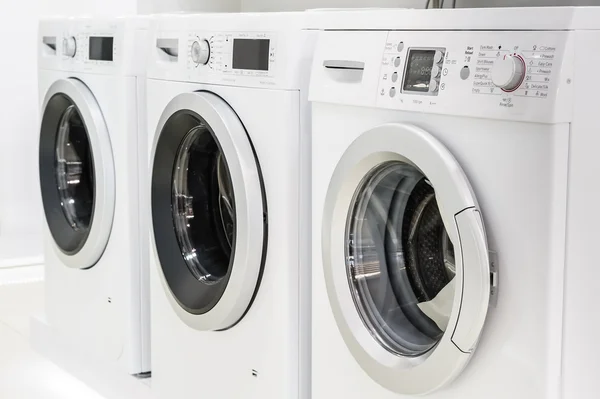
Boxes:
[39,78,115,269]
[322,123,493,395]
[151,91,266,331]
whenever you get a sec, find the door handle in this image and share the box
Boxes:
[323,60,365,83]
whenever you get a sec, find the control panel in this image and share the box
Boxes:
[59,31,117,65]
[377,30,571,120]
[151,28,293,89]
[38,18,148,76]
[311,30,573,123]
[186,31,277,77]
[398,47,445,96]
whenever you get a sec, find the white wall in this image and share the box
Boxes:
[0,0,137,263]
[241,0,427,12]
[137,0,240,14]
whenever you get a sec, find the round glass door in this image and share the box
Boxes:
[39,79,115,268]
[321,123,491,394]
[172,123,236,285]
[55,105,95,238]
[347,161,456,358]
[151,92,266,331]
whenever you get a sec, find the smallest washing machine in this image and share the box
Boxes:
[37,16,150,375]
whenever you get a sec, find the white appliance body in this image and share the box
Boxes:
[38,17,150,375]
[310,7,598,398]
[147,13,314,399]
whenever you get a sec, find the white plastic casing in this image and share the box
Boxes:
[310,24,575,399]
[147,12,317,399]
[37,16,150,375]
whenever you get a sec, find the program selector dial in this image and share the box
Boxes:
[491,54,526,92]
[191,39,210,65]
[62,36,77,57]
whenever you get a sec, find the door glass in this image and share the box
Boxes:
[346,161,456,357]
[55,105,95,232]
[172,122,235,284]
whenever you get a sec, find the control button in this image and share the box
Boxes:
[391,72,399,83]
[434,50,444,64]
[431,65,441,77]
[397,41,404,52]
[389,87,397,97]
[429,80,438,93]
[191,39,210,65]
[394,57,401,67]
[491,54,526,91]
[62,36,76,58]
[460,66,470,80]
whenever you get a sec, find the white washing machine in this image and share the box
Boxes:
[310,6,600,399]
[147,12,315,399]
[38,16,150,375]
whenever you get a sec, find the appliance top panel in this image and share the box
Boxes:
[147,13,318,90]
[305,6,600,31]
[150,12,316,32]
[309,29,575,123]
[38,16,149,76]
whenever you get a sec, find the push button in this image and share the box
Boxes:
[460,66,470,80]
[429,80,438,93]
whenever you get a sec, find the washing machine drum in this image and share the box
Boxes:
[347,161,456,357]
[171,125,235,284]
[39,79,115,269]
[151,91,267,331]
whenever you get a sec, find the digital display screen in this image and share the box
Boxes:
[232,39,270,71]
[403,49,435,92]
[89,37,114,61]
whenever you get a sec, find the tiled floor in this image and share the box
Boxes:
[0,266,105,399]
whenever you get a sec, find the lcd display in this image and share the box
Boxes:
[403,49,435,92]
[232,39,270,71]
[89,37,114,61]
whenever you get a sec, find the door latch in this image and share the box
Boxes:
[488,250,499,307]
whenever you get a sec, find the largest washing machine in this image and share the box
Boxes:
[147,12,315,399]
[309,6,600,399]
[37,17,150,375]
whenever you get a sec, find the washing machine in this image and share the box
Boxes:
[38,16,150,375]
[309,6,600,399]
[147,12,315,399]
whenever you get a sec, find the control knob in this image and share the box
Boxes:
[491,54,526,92]
[191,39,210,65]
[62,36,77,58]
